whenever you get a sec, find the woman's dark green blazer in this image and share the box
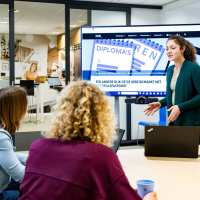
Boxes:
[160,60,200,126]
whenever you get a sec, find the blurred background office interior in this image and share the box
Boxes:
[0,0,200,140]
[1,1,200,200]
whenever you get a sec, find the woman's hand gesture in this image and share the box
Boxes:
[144,102,161,116]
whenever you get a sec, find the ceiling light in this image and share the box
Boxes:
[78,20,86,23]
[70,25,79,28]
[7,9,20,13]
[0,21,8,24]
[52,32,60,35]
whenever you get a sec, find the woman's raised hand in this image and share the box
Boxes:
[144,102,161,116]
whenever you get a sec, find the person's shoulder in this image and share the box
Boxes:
[0,128,11,140]
[168,64,175,70]
[29,137,48,150]
[184,60,199,68]
[0,129,13,149]
[91,142,115,154]
[82,142,116,159]
[166,64,174,74]
[91,143,118,163]
[30,137,65,151]
[90,143,123,177]
[184,60,200,74]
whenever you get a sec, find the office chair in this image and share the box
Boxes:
[20,80,35,96]
[136,106,167,144]
[20,80,36,121]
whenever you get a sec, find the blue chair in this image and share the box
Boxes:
[136,106,167,144]
[2,190,19,200]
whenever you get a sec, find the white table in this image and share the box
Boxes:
[117,147,200,200]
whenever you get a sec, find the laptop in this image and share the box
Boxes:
[14,131,42,151]
[111,129,125,153]
[48,77,62,87]
[145,126,200,158]
[20,80,35,96]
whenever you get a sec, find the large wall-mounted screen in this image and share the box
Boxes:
[81,25,200,96]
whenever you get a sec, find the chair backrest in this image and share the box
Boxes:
[112,128,125,152]
[20,80,35,96]
[159,106,167,125]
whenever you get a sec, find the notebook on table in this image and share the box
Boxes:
[145,126,200,158]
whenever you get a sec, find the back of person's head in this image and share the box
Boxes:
[167,35,196,62]
[47,81,115,146]
[0,86,27,134]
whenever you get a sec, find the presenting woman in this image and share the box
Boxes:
[145,35,200,126]
[20,81,157,200]
[0,87,28,199]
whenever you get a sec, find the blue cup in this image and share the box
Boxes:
[136,179,155,198]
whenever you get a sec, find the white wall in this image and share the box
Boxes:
[131,8,162,25]
[131,0,200,26]
[91,10,126,26]
[162,0,200,24]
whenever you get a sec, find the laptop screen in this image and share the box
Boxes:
[145,126,200,158]
[111,129,125,153]
[48,77,62,87]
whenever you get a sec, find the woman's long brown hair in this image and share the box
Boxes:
[0,86,27,134]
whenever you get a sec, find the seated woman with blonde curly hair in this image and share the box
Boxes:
[19,81,157,200]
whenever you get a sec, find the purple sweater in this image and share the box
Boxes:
[20,138,141,200]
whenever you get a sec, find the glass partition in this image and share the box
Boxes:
[0,4,9,88]
[70,9,87,80]
[15,1,65,83]
[14,1,65,129]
